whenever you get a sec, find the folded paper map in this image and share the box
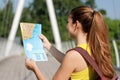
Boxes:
[20,22,48,61]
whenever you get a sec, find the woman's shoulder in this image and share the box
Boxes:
[65,49,85,64]
[66,49,81,59]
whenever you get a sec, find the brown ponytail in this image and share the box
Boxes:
[88,11,115,78]
[70,6,116,78]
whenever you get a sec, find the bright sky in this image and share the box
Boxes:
[0,0,120,20]
[95,0,120,20]
[22,0,120,20]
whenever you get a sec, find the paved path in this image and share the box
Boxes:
[0,54,120,80]
[0,54,60,80]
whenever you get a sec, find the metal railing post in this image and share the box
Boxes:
[5,0,24,56]
[45,0,62,51]
[112,39,120,67]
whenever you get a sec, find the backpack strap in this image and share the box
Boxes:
[69,47,106,79]
[112,75,118,80]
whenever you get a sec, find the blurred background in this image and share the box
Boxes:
[0,0,120,80]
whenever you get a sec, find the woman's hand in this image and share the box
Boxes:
[25,59,37,71]
[39,34,51,50]
[25,59,47,80]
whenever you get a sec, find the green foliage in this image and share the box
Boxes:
[20,0,53,42]
[0,1,14,38]
[116,40,120,62]
[105,17,120,39]
[104,17,120,64]
[53,0,84,41]
[19,0,85,43]
[84,0,96,8]
[99,9,107,16]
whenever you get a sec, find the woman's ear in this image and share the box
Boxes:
[73,22,77,31]
[73,22,77,27]
[73,20,82,31]
[76,20,82,30]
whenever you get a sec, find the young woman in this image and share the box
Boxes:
[25,6,116,80]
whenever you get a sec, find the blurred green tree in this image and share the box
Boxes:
[20,0,53,42]
[0,0,14,38]
[53,0,84,41]
[20,0,84,42]
[105,17,120,64]
[99,9,107,16]
[84,0,96,8]
[105,18,120,39]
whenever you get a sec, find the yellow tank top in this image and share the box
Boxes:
[71,43,95,80]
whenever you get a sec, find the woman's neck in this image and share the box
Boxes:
[76,33,87,45]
